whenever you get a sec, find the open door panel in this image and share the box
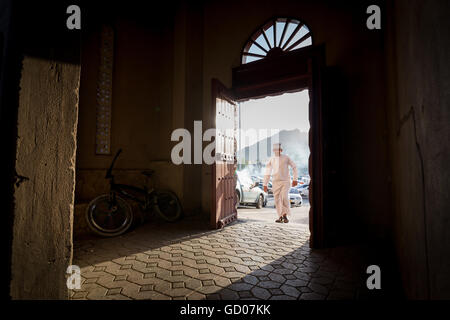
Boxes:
[211,79,238,229]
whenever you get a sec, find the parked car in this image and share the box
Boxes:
[249,175,273,194]
[299,175,311,185]
[236,172,268,209]
[256,181,272,194]
[297,184,309,198]
[251,175,262,183]
[289,188,303,207]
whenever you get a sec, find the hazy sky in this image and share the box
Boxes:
[238,90,310,148]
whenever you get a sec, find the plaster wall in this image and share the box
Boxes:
[75,19,180,203]
[386,0,450,299]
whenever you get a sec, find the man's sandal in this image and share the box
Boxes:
[275,217,283,223]
[282,215,289,223]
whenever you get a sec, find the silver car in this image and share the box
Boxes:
[235,172,268,209]
[297,184,309,197]
[289,187,303,207]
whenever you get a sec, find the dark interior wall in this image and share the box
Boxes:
[75,1,208,218]
[75,6,184,205]
[200,0,391,242]
[77,19,175,169]
[386,0,450,299]
[182,2,205,214]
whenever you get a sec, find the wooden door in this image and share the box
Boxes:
[211,79,238,229]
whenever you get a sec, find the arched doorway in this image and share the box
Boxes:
[210,17,325,248]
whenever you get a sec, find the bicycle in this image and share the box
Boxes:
[85,149,183,237]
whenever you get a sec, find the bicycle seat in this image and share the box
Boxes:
[141,170,155,177]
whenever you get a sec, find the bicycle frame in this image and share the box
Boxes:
[112,183,147,206]
[106,149,155,211]
[86,148,182,237]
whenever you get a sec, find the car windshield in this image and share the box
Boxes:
[289,188,299,194]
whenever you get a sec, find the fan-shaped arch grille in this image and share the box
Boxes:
[242,18,312,64]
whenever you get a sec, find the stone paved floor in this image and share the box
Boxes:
[70,216,375,300]
[237,197,310,225]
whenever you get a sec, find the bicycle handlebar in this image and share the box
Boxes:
[105,148,122,179]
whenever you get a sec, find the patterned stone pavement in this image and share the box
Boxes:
[70,217,377,300]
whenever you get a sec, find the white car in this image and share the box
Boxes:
[297,184,309,198]
[236,172,268,209]
[289,188,303,207]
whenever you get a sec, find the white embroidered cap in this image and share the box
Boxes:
[273,143,282,150]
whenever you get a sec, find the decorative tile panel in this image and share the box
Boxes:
[95,25,114,155]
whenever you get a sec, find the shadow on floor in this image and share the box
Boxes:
[73,215,215,268]
[72,215,404,300]
[210,240,401,300]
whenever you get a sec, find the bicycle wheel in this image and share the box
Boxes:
[85,194,133,237]
[153,190,182,222]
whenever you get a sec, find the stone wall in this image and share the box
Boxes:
[11,56,80,299]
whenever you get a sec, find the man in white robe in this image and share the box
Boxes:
[263,143,298,223]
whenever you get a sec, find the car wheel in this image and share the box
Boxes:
[256,195,263,209]
[235,191,240,210]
